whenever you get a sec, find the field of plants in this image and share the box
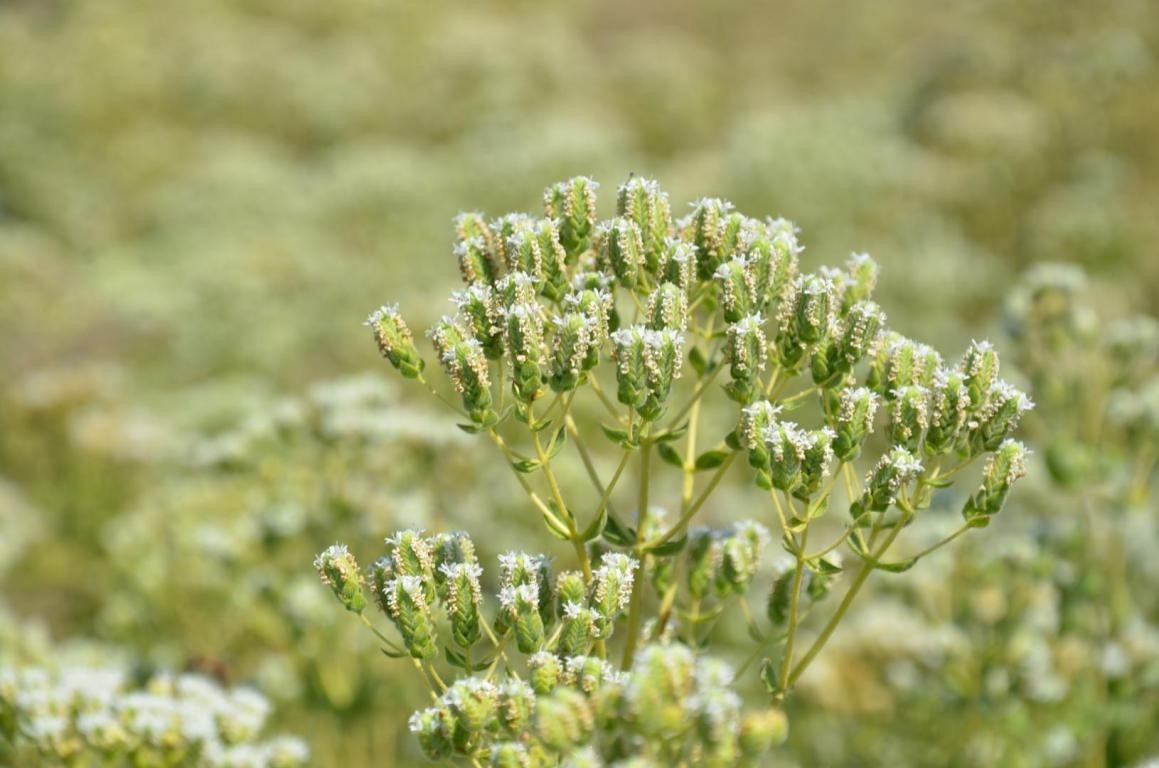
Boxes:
[1,0,1156,766]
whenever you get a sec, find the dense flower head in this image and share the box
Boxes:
[349,177,1035,768]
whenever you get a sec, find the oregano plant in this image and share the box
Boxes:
[315,176,1032,766]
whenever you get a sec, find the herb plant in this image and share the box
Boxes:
[316,176,1032,766]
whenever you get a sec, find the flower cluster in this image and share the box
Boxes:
[325,176,1033,764]
[0,665,307,768]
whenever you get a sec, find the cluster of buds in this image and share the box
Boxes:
[683,521,771,600]
[350,177,1035,765]
[0,666,307,768]
[404,640,783,766]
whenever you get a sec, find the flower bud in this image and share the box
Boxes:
[974,381,1034,452]
[715,257,756,323]
[566,288,612,371]
[554,571,588,618]
[738,401,780,478]
[408,707,455,760]
[835,301,885,371]
[440,562,483,649]
[626,644,695,736]
[742,222,798,315]
[852,447,923,519]
[611,326,685,420]
[960,339,1000,411]
[724,315,768,404]
[687,528,719,600]
[833,386,879,461]
[762,419,811,492]
[500,583,546,654]
[533,219,570,301]
[493,214,536,278]
[590,553,638,638]
[544,177,599,260]
[964,440,1031,523]
[528,651,563,695]
[889,385,930,452]
[453,212,498,285]
[739,708,789,756]
[386,530,436,590]
[383,575,439,659]
[455,236,497,288]
[497,680,537,735]
[430,318,495,425]
[682,198,736,280]
[617,177,673,276]
[366,305,425,379]
[562,747,604,768]
[549,312,596,393]
[795,428,836,501]
[534,688,593,752]
[314,544,366,614]
[695,688,742,752]
[556,602,598,657]
[716,521,769,595]
[367,555,394,616]
[645,282,689,331]
[503,303,547,404]
[444,678,499,736]
[490,741,532,768]
[598,217,646,288]
[789,274,834,345]
[497,271,539,309]
[451,284,504,360]
[659,239,697,294]
[841,253,878,310]
[565,656,615,696]
[925,369,969,455]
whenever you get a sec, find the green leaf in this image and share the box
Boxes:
[470,657,494,672]
[511,458,541,473]
[531,417,554,433]
[546,426,567,459]
[456,423,483,434]
[847,534,870,560]
[760,658,779,694]
[581,506,607,542]
[724,429,743,451]
[689,346,709,377]
[811,556,844,575]
[602,513,636,547]
[653,421,689,443]
[540,506,572,540]
[646,534,688,556]
[601,423,636,449]
[874,557,917,574]
[444,646,468,669]
[656,442,684,469]
[695,449,730,471]
[380,647,408,659]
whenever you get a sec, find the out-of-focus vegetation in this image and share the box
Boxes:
[1,0,1156,766]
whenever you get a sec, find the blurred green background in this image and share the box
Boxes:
[1,0,1156,766]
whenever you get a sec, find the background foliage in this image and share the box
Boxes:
[1,0,1156,765]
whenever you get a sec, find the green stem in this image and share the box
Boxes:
[777,523,809,696]
[787,508,909,687]
[620,431,652,669]
[651,453,736,547]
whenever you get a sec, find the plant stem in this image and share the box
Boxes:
[620,431,652,669]
[787,508,909,687]
[777,524,809,696]
[652,453,736,547]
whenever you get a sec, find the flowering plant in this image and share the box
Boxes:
[317,177,1032,765]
